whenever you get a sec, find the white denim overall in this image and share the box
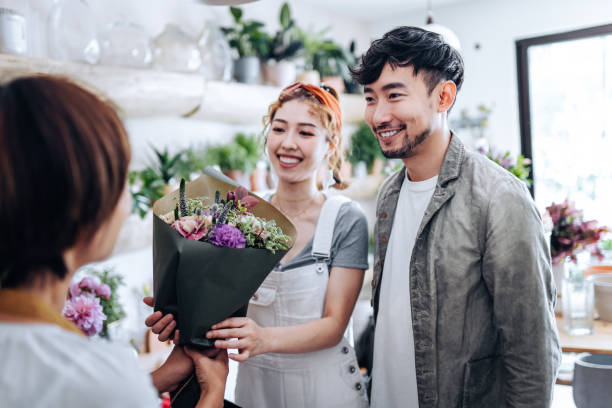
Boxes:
[235,195,368,408]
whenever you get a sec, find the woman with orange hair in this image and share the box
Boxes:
[147,83,369,407]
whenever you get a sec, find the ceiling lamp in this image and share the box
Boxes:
[422,0,461,51]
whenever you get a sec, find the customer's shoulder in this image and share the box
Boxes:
[0,323,157,407]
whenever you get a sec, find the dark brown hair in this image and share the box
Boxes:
[0,75,131,287]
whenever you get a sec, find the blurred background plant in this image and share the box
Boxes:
[478,146,532,186]
[258,3,302,62]
[546,200,609,264]
[221,6,267,58]
[347,121,386,177]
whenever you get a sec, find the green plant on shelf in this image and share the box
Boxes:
[205,133,261,173]
[259,2,303,62]
[221,6,268,58]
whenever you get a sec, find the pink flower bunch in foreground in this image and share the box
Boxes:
[64,275,111,336]
[63,294,106,336]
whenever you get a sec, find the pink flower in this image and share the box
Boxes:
[79,276,101,293]
[69,281,82,298]
[96,283,111,300]
[63,295,107,336]
[227,186,259,212]
[171,216,207,240]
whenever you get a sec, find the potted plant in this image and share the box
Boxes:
[129,146,185,218]
[259,2,303,87]
[296,26,350,92]
[204,133,261,187]
[347,121,386,177]
[546,200,609,313]
[221,6,267,84]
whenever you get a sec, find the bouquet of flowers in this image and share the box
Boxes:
[63,269,125,338]
[547,200,609,264]
[152,169,295,346]
[478,146,532,185]
[153,169,295,408]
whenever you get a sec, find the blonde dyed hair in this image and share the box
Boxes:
[263,86,347,190]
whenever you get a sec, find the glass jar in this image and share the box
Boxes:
[100,21,152,68]
[47,0,99,64]
[153,24,201,73]
[198,22,233,81]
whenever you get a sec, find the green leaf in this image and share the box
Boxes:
[230,6,243,23]
[280,3,291,28]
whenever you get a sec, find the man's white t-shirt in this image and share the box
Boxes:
[0,322,159,408]
[371,171,438,408]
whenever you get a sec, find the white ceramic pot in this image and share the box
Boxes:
[263,60,296,87]
[588,273,612,322]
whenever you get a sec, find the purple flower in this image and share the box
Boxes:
[63,295,107,336]
[96,283,111,300]
[209,224,246,248]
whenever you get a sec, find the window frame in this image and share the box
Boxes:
[515,23,612,197]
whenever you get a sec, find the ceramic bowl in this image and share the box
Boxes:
[573,353,612,408]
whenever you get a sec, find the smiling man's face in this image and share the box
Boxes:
[364,63,440,159]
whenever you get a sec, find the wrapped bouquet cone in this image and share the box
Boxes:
[152,168,296,407]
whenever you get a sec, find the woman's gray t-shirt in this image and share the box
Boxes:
[275,201,370,272]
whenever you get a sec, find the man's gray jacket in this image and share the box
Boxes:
[372,135,561,407]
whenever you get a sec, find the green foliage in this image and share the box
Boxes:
[88,267,126,339]
[153,146,184,184]
[347,122,385,172]
[600,238,612,251]
[259,2,303,61]
[129,169,165,218]
[205,133,260,173]
[221,6,268,58]
[296,26,350,79]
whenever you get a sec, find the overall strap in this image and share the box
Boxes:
[311,195,351,262]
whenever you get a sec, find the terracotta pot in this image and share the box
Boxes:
[370,158,385,175]
[249,167,268,192]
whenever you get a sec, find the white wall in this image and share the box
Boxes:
[370,0,612,156]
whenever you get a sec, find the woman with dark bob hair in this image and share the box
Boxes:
[0,75,228,408]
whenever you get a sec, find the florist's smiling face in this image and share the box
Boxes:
[364,63,440,159]
[267,99,330,184]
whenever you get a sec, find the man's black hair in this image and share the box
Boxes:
[351,26,464,94]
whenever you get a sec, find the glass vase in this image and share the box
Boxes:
[47,0,100,64]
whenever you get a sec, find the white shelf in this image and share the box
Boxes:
[0,54,366,125]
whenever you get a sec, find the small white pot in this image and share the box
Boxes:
[589,273,612,322]
[263,60,296,88]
